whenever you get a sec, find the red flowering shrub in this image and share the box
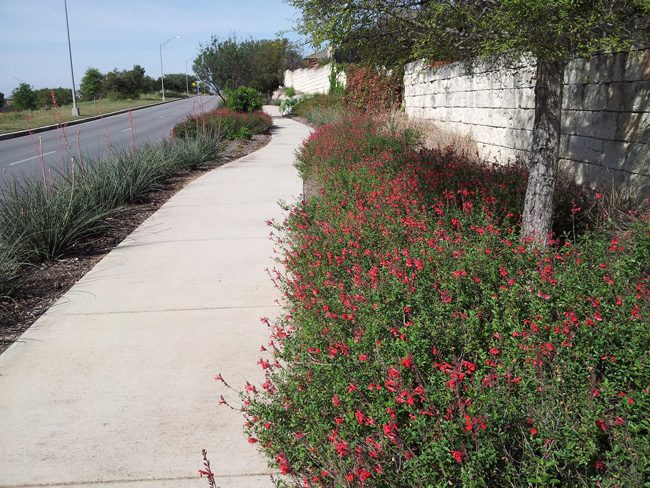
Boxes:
[242,115,649,486]
[174,107,272,140]
[345,65,402,113]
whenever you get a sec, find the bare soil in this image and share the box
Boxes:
[0,134,271,355]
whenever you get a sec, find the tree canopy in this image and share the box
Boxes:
[291,0,649,66]
[193,36,305,101]
[11,83,37,111]
[289,0,650,244]
[80,67,104,99]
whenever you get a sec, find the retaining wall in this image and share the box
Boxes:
[284,64,346,95]
[404,50,650,196]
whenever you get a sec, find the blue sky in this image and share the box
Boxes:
[0,0,306,97]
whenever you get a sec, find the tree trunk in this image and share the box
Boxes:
[521,59,565,247]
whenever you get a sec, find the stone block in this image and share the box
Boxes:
[616,112,650,143]
[515,88,535,109]
[566,135,604,164]
[631,81,650,112]
[563,84,584,110]
[625,49,650,81]
[573,111,618,140]
[624,142,650,175]
[561,110,579,135]
[506,128,534,151]
[586,54,615,83]
[512,66,537,88]
[500,89,517,108]
[613,52,627,82]
[582,84,608,111]
[605,82,631,112]
[566,58,589,84]
[602,140,629,170]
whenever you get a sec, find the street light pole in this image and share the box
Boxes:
[64,0,79,116]
[185,57,193,96]
[159,35,181,101]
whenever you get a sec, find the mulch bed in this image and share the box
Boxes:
[0,134,271,355]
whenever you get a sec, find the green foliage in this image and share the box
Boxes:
[158,73,197,93]
[80,67,104,99]
[34,88,73,109]
[0,92,5,108]
[328,62,345,95]
[284,86,296,97]
[226,86,264,112]
[193,36,305,100]
[0,134,223,262]
[290,0,650,66]
[291,93,346,125]
[102,65,149,99]
[11,83,37,111]
[243,115,650,486]
[174,108,272,141]
[345,64,402,113]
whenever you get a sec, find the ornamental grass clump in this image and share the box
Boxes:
[0,134,223,262]
[239,115,649,486]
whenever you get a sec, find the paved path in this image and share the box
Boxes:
[0,106,311,487]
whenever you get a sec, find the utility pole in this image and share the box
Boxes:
[64,0,79,116]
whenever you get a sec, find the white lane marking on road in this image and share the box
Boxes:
[121,128,132,132]
[158,115,167,118]
[10,151,56,166]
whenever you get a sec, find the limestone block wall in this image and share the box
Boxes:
[283,64,346,95]
[404,50,649,196]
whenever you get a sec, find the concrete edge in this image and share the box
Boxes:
[0,98,191,142]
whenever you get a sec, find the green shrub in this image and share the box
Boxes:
[292,93,346,126]
[241,115,650,486]
[226,86,264,112]
[174,108,272,141]
[284,86,296,97]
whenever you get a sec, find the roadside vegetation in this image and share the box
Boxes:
[200,12,650,486]
[1,64,198,134]
[0,95,183,134]
[237,108,649,487]
[0,88,273,321]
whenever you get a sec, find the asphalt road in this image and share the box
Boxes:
[0,96,220,187]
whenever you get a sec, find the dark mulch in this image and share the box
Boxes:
[0,134,271,354]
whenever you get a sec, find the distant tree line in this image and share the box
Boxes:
[81,65,198,100]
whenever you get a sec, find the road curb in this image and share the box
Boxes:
[0,98,185,142]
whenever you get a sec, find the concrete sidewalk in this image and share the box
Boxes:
[0,106,311,487]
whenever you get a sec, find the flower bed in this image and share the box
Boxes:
[174,107,272,140]
[240,115,649,486]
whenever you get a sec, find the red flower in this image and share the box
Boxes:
[331,395,341,407]
[451,450,463,462]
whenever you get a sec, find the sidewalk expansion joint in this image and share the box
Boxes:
[0,471,275,487]
[57,304,277,317]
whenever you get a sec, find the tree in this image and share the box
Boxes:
[0,92,4,108]
[193,36,304,103]
[34,88,73,108]
[289,0,650,245]
[157,73,197,93]
[102,65,148,99]
[80,67,104,99]
[11,82,37,111]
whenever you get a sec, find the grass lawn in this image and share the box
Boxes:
[0,95,182,134]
